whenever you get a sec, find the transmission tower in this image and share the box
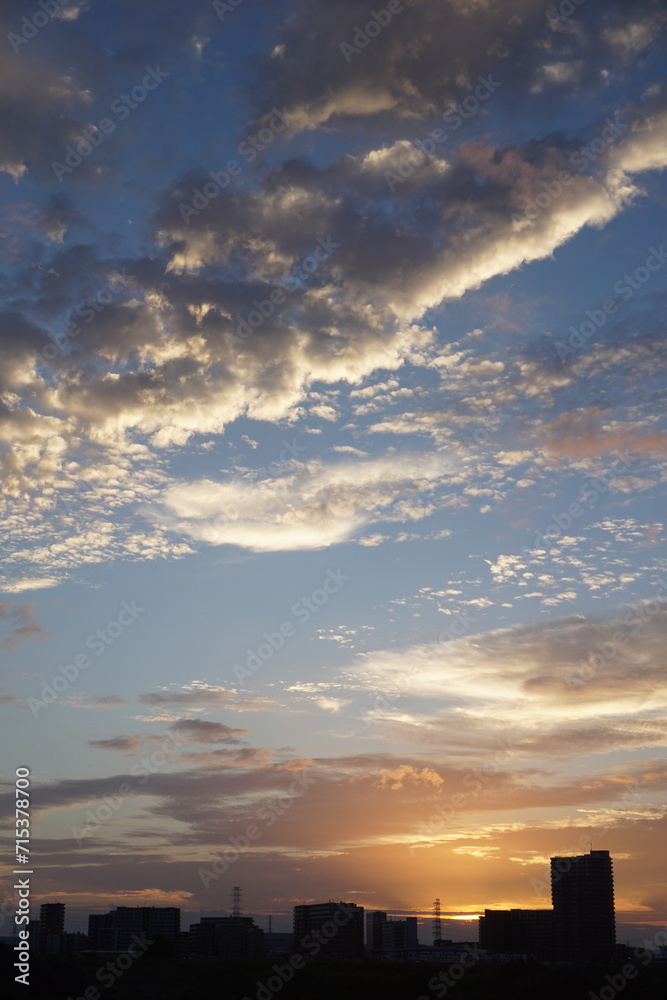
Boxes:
[231,885,243,918]
[433,898,442,944]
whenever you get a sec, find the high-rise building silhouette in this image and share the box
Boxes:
[381,916,418,956]
[87,906,180,951]
[551,849,615,962]
[38,903,65,955]
[186,915,264,959]
[293,902,364,960]
[88,911,115,951]
[366,911,386,953]
[363,910,418,955]
[479,908,554,959]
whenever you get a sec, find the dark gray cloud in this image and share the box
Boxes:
[1,751,664,851]
[37,193,91,243]
[0,0,224,183]
[167,717,250,743]
[137,685,280,712]
[254,0,667,131]
[88,735,144,751]
[0,599,50,649]
[90,694,129,706]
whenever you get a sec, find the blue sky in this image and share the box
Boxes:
[1,0,667,942]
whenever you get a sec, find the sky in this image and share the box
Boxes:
[1,0,667,945]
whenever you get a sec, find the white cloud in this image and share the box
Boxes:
[157,452,453,552]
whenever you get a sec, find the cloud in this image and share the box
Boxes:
[37,194,91,244]
[152,109,663,325]
[368,411,455,443]
[0,0,223,183]
[358,533,389,547]
[538,408,667,461]
[374,764,444,791]
[609,105,667,175]
[331,445,369,457]
[0,53,94,184]
[167,718,249,743]
[87,720,250,752]
[340,604,667,755]
[157,452,452,552]
[88,735,145,751]
[0,600,50,649]
[254,0,667,132]
[3,746,664,878]
[309,404,339,422]
[70,694,129,708]
[137,682,281,714]
[312,697,351,713]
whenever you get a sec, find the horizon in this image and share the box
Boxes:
[11,849,656,948]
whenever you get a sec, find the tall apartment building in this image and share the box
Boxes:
[479,908,554,959]
[88,912,115,951]
[186,916,265,959]
[366,911,387,953]
[293,901,364,960]
[381,916,419,956]
[87,906,180,952]
[551,849,615,962]
[38,903,65,955]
